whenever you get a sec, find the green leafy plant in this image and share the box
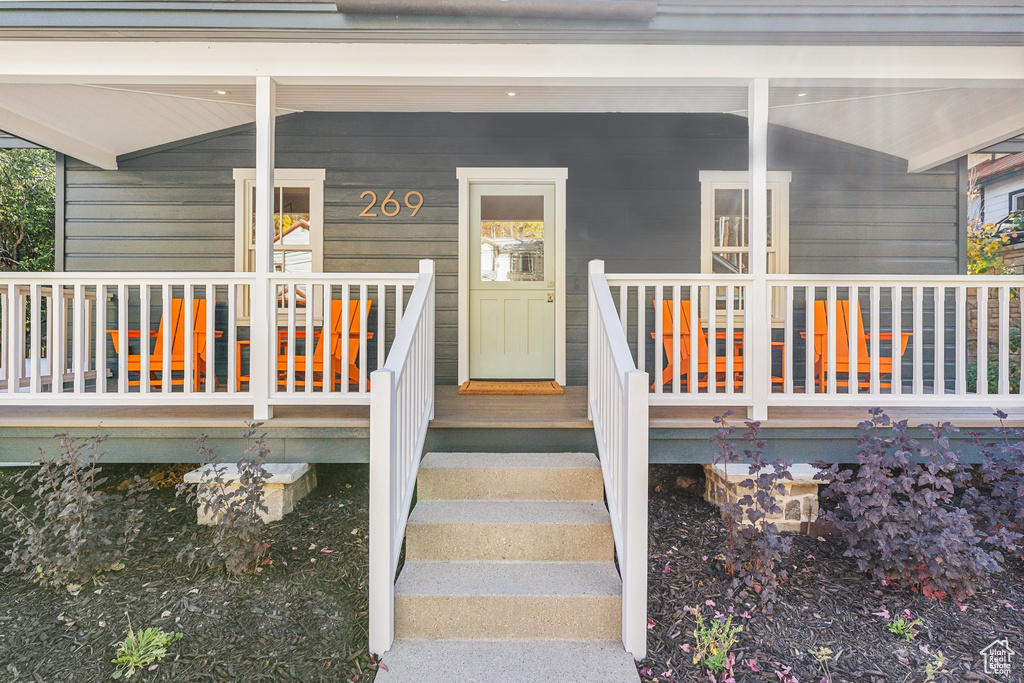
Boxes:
[967,326,1021,395]
[111,614,182,679]
[0,148,55,272]
[925,650,949,681]
[175,422,273,574]
[0,432,150,589]
[888,611,924,642]
[690,607,741,674]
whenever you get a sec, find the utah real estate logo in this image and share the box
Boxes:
[981,639,1016,678]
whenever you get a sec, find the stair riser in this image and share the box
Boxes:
[395,595,622,639]
[406,522,614,561]
[417,467,604,501]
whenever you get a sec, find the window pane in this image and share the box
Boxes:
[712,251,748,274]
[276,187,311,246]
[479,194,545,282]
[713,188,774,248]
[275,249,313,274]
[714,189,746,248]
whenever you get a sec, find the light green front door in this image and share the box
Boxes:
[469,183,556,380]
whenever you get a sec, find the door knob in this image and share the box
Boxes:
[546,293,554,303]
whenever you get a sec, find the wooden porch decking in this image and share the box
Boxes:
[0,385,1019,430]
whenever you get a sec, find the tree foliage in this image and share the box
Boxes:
[0,148,55,272]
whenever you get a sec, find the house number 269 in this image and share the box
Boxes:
[359,190,424,218]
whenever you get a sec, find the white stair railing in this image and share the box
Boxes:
[588,260,649,660]
[368,259,436,656]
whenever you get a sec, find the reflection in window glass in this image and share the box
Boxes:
[479,195,545,282]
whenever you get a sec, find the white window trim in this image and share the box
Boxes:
[232,168,326,275]
[1010,188,1024,215]
[699,170,791,324]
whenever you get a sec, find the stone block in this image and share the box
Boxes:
[183,463,316,525]
[702,463,826,534]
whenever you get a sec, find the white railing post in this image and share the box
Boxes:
[589,261,649,661]
[588,259,604,422]
[367,259,436,658]
[368,365,396,656]
[622,368,649,660]
[251,75,276,420]
[748,78,770,421]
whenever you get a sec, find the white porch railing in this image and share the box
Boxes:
[588,261,649,660]
[604,273,753,406]
[769,275,1023,407]
[0,270,422,411]
[269,273,419,404]
[601,268,1022,415]
[0,274,253,404]
[368,259,436,656]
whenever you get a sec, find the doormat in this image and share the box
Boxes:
[458,380,564,396]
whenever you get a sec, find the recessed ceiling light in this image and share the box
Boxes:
[215,90,230,95]
[797,92,807,97]
[507,92,517,97]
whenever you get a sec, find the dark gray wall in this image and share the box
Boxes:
[64,112,962,384]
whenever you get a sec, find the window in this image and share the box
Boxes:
[1010,189,1024,215]
[233,169,325,319]
[699,170,791,321]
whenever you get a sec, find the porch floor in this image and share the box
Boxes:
[0,385,1018,430]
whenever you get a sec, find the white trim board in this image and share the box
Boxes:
[456,167,568,386]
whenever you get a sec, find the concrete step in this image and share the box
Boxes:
[417,452,603,501]
[375,639,640,682]
[394,561,622,639]
[405,500,614,561]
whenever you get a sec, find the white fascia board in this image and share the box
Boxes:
[0,103,117,169]
[906,111,1024,173]
[1,42,1024,84]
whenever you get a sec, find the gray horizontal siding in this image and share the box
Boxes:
[65,112,961,385]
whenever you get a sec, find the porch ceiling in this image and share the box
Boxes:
[1,78,1022,172]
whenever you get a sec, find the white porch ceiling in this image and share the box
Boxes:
[1,80,1022,172]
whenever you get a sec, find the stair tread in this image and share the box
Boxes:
[408,499,610,525]
[376,639,640,683]
[396,561,621,597]
[421,452,599,470]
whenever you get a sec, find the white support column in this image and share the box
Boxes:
[748,79,770,421]
[252,76,276,420]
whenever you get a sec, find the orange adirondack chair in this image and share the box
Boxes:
[811,299,912,391]
[110,298,213,390]
[277,300,374,390]
[651,300,744,391]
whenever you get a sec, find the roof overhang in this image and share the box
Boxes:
[0,41,1022,171]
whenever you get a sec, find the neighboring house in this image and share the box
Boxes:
[1,1,1023,667]
[973,148,1024,239]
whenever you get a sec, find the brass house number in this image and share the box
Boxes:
[359,190,424,217]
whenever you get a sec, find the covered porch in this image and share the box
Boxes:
[2,39,1024,661]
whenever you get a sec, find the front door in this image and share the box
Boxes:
[468,183,556,379]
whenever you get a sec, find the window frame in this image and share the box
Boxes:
[699,170,791,324]
[1009,188,1024,215]
[232,168,326,276]
[232,168,326,323]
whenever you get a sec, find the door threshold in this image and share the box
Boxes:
[458,380,564,396]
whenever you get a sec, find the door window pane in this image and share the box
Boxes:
[479,195,545,282]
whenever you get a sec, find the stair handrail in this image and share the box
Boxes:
[587,259,649,660]
[368,259,436,656]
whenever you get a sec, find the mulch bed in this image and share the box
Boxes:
[0,462,377,683]
[642,465,1024,683]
